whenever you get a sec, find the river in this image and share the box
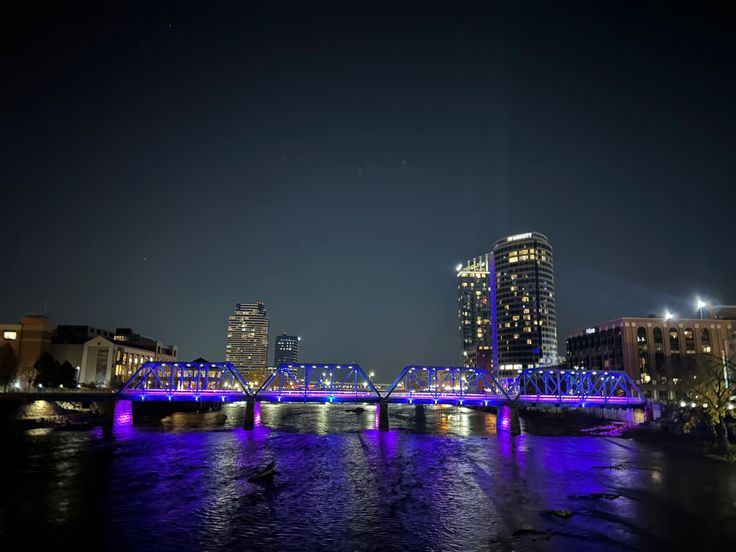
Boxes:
[1,402,735,550]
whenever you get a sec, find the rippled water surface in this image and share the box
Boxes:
[2,403,735,551]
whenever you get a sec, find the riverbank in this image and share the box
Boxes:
[0,400,103,431]
[518,408,632,437]
[622,423,736,463]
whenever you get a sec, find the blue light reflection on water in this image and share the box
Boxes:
[3,403,736,551]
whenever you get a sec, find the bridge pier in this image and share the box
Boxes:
[376,401,389,431]
[100,399,133,431]
[243,399,260,430]
[498,404,521,435]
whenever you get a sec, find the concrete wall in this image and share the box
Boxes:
[523,404,646,424]
[14,316,54,370]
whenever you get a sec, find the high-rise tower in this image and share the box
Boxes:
[457,254,492,369]
[225,302,269,384]
[492,232,558,373]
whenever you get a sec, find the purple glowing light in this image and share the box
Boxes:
[114,400,133,427]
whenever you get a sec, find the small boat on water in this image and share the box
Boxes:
[248,461,276,482]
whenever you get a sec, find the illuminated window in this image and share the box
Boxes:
[653,328,664,352]
[684,328,695,354]
[701,328,712,353]
[669,328,680,354]
[3,331,17,340]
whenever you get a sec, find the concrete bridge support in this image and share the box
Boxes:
[414,403,426,431]
[376,401,389,431]
[498,404,521,435]
[100,399,133,431]
[243,399,260,430]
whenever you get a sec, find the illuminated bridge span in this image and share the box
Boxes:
[117,362,646,407]
[111,361,646,431]
[118,361,253,402]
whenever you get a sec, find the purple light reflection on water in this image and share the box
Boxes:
[253,401,261,427]
[4,403,735,550]
[497,405,512,431]
[113,400,133,426]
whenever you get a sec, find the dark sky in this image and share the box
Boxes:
[3,2,734,380]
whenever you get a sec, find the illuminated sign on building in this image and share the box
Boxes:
[585,328,596,335]
[506,233,533,242]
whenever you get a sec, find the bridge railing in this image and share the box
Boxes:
[256,363,382,403]
[383,366,512,404]
[118,362,253,400]
[504,368,645,406]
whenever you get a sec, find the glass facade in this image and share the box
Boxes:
[457,254,492,368]
[492,232,558,372]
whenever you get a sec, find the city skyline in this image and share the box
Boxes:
[2,3,734,381]
[3,5,735,550]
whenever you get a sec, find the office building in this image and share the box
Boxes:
[457,254,492,369]
[565,316,736,400]
[492,232,558,372]
[274,333,300,366]
[225,302,270,384]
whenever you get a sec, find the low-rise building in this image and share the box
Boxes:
[566,316,736,400]
[0,315,177,387]
[51,325,177,386]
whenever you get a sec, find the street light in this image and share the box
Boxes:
[696,299,707,319]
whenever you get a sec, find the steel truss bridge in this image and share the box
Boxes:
[117,361,646,408]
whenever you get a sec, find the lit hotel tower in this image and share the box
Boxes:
[457,254,492,369]
[491,232,558,373]
[225,302,269,383]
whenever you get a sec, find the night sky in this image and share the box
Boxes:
[3,2,735,380]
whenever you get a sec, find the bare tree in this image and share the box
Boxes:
[679,353,735,453]
[19,363,39,391]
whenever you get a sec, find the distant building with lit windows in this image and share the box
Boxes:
[51,325,177,386]
[274,333,300,366]
[565,316,736,400]
[492,232,558,373]
[0,316,176,386]
[457,254,492,369]
[225,302,270,384]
